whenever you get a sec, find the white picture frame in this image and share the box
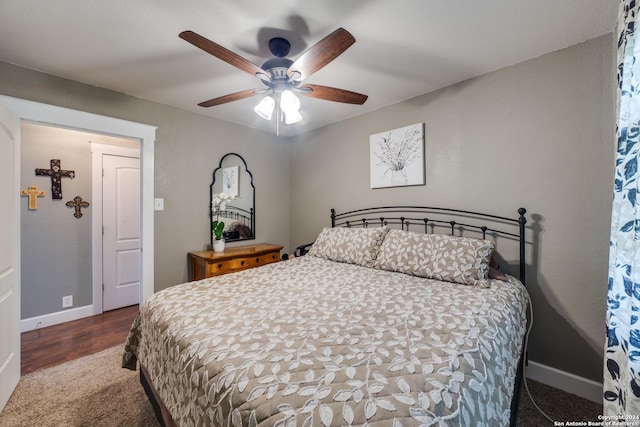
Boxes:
[222,165,239,196]
[370,123,425,188]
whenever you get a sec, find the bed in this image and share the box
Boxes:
[123,206,530,427]
[219,205,254,240]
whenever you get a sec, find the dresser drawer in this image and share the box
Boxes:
[213,251,280,273]
[254,251,280,266]
[212,257,253,274]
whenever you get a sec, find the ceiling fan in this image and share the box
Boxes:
[179,28,368,125]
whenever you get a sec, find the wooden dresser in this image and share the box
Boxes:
[189,243,284,280]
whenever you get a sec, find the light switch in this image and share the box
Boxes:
[154,198,164,211]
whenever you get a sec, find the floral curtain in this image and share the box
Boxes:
[605,0,640,415]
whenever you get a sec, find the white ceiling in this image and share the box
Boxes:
[0,0,617,137]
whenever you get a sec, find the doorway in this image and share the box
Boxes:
[0,95,155,411]
[1,94,156,329]
[20,124,142,327]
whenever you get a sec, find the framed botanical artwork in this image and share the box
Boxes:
[370,123,425,188]
[222,165,239,196]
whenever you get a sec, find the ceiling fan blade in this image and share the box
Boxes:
[299,84,368,105]
[198,89,262,107]
[180,31,265,78]
[287,28,355,81]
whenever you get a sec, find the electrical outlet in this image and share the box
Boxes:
[62,295,73,308]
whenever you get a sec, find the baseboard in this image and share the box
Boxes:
[20,305,95,332]
[526,360,602,403]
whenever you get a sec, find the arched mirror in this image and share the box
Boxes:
[210,153,255,246]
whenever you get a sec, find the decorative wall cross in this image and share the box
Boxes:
[20,185,46,210]
[66,196,90,218]
[35,159,75,199]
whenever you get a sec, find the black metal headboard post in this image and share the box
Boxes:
[518,208,527,286]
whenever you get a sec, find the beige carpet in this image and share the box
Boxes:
[0,344,602,426]
[0,345,159,427]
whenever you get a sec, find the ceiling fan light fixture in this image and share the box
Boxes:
[280,90,302,124]
[254,96,275,120]
[284,109,302,125]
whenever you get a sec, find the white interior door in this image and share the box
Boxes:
[102,154,140,311]
[0,102,20,410]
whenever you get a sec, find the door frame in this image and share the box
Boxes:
[1,95,156,310]
[91,142,141,314]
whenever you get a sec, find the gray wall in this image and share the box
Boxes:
[0,61,291,293]
[2,32,616,383]
[20,123,93,318]
[287,33,616,383]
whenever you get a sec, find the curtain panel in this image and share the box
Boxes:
[605,0,640,416]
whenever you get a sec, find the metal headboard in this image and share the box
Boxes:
[219,205,254,239]
[219,205,254,225]
[296,206,527,285]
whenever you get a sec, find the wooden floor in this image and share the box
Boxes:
[21,304,139,375]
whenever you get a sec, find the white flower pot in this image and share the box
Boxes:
[390,168,408,186]
[213,239,225,252]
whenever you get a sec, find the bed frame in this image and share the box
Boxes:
[218,205,254,240]
[143,205,529,427]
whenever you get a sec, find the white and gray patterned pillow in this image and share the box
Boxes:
[376,229,495,287]
[308,226,389,267]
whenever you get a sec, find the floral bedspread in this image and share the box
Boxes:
[123,256,529,426]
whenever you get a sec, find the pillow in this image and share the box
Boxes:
[375,229,495,287]
[308,226,389,267]
[222,218,241,232]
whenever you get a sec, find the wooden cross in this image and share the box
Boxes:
[66,196,90,218]
[35,159,75,199]
[20,185,46,210]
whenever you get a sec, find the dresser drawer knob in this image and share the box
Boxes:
[241,260,245,265]
[217,263,223,268]
[256,257,260,262]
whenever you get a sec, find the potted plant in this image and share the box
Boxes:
[212,192,237,252]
